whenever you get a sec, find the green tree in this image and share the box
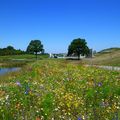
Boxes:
[6,46,15,51]
[67,38,89,60]
[6,46,15,55]
[26,40,44,59]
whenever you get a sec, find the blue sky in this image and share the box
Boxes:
[0,0,120,53]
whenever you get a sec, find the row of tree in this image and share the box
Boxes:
[0,40,44,58]
[0,38,90,60]
[0,46,25,56]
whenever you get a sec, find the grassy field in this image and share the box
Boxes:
[0,54,49,67]
[0,54,49,60]
[0,59,120,120]
[0,48,120,67]
[84,48,120,67]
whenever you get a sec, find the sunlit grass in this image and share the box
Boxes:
[84,49,120,67]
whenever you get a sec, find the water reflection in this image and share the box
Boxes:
[0,67,20,75]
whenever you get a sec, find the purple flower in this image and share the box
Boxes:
[78,117,82,120]
[98,82,102,87]
[16,81,22,87]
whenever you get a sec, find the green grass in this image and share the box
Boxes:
[0,54,49,60]
[0,59,120,120]
[0,54,49,67]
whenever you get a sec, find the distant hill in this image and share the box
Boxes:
[84,47,120,66]
[98,47,120,54]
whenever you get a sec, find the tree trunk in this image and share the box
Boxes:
[78,54,80,60]
[35,52,37,60]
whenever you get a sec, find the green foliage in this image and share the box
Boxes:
[41,93,54,119]
[68,38,89,59]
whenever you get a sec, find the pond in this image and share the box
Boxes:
[0,67,20,75]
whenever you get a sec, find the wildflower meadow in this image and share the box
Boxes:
[0,60,120,120]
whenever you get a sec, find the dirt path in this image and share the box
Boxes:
[86,65,120,71]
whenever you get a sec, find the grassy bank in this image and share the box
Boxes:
[0,59,120,120]
[84,48,120,67]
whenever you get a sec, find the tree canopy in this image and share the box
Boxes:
[67,38,90,60]
[26,40,44,59]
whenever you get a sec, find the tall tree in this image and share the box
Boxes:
[68,38,89,60]
[26,40,44,59]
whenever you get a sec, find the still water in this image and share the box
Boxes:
[0,67,20,75]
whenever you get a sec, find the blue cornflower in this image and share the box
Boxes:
[78,117,82,120]
[24,85,30,95]
[24,90,29,95]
